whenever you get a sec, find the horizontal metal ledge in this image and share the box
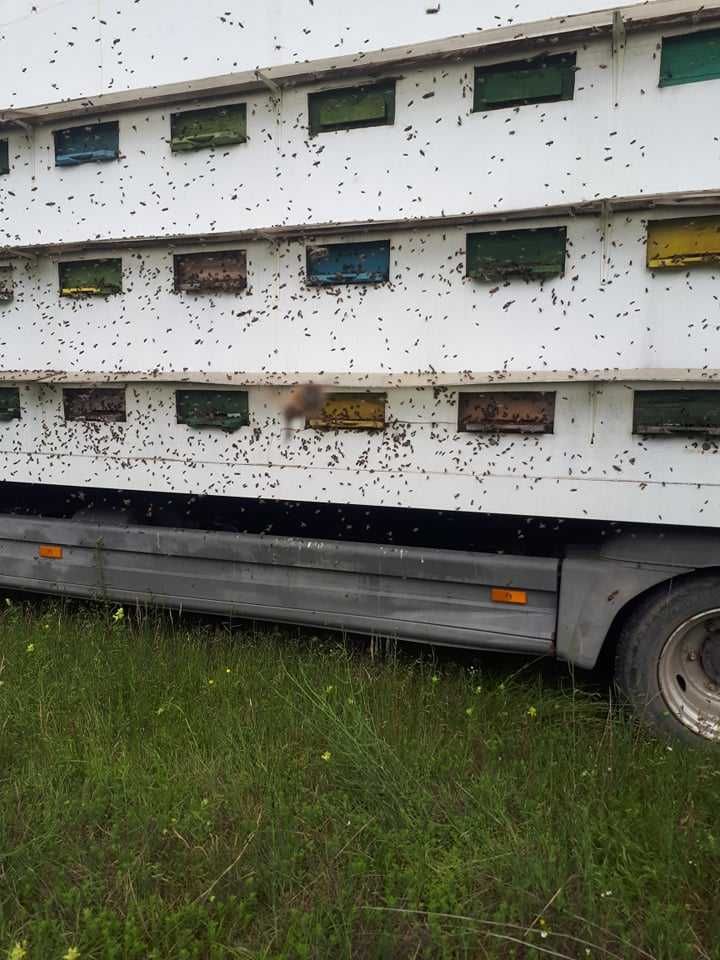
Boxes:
[0,368,718,388]
[0,0,719,127]
[3,188,720,258]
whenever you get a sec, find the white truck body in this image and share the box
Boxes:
[2,1,720,743]
[1,1,720,527]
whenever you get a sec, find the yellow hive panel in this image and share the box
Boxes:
[307,393,386,431]
[647,217,720,269]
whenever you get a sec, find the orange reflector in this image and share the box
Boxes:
[491,587,527,605]
[39,544,63,560]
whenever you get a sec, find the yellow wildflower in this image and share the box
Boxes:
[527,706,538,719]
[64,948,81,960]
[321,751,331,762]
[8,942,27,960]
[25,643,34,654]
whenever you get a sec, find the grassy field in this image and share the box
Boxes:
[0,599,718,960]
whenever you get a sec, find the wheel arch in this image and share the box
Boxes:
[596,566,720,673]
[556,530,720,670]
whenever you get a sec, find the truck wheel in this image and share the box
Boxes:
[615,576,720,745]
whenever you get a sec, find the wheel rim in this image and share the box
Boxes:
[658,609,720,742]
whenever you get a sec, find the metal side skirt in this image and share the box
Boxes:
[0,516,557,654]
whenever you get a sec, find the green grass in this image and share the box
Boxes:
[0,599,718,960]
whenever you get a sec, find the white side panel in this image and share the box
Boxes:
[1,380,719,526]
[0,211,719,526]
[1,1,719,529]
[0,213,716,378]
[0,0,642,107]
[2,26,720,246]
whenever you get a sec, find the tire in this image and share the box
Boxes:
[615,575,720,745]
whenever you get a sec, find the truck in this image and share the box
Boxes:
[0,0,719,744]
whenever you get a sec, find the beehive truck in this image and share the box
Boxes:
[1,0,719,742]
